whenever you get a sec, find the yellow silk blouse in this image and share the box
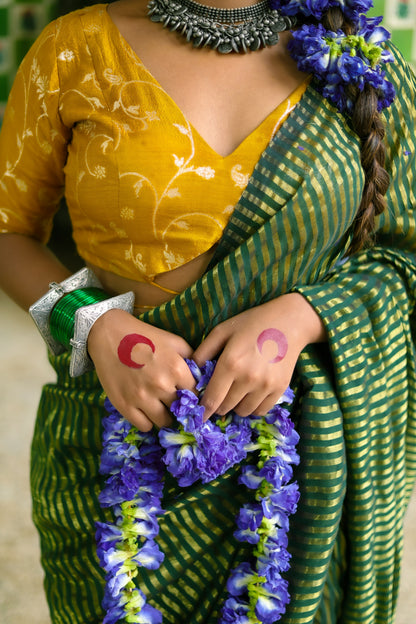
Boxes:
[0,4,307,283]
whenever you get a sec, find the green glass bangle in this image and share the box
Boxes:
[49,287,109,349]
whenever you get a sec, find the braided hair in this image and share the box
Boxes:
[322,7,390,254]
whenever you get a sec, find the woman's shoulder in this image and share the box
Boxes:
[52,3,109,41]
[28,3,111,58]
[26,3,114,78]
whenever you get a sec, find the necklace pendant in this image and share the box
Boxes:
[147,0,295,54]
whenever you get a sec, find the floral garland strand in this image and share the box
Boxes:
[223,402,300,624]
[96,400,165,624]
[270,0,396,114]
[97,361,299,624]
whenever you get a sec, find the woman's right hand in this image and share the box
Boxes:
[87,309,195,431]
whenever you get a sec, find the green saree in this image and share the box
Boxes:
[31,46,416,624]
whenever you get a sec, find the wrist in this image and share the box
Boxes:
[263,293,327,348]
[285,293,327,346]
[88,308,134,347]
[29,267,135,376]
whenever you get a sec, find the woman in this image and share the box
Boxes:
[0,0,415,622]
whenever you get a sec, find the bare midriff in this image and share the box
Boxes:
[87,246,216,313]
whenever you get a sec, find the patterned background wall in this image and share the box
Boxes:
[0,0,57,119]
[0,0,416,119]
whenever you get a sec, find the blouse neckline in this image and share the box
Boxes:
[102,4,311,160]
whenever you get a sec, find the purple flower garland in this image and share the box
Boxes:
[271,0,374,22]
[97,360,300,624]
[270,0,395,114]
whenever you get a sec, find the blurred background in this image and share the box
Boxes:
[1,1,416,622]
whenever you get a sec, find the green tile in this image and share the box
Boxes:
[0,73,8,101]
[14,37,36,64]
[14,0,45,4]
[390,28,414,61]
[0,8,8,37]
[370,0,386,18]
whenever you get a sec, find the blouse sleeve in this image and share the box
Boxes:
[0,20,71,243]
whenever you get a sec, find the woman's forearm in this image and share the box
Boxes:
[0,233,71,311]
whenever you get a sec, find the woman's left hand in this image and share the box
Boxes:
[192,293,326,419]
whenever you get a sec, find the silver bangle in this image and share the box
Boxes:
[69,291,135,377]
[29,267,102,355]
[29,266,136,377]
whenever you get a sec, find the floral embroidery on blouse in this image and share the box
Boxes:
[0,4,308,282]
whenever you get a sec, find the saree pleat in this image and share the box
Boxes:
[31,46,416,623]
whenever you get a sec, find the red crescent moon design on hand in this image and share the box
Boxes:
[117,333,156,369]
[257,328,288,364]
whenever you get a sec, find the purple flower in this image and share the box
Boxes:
[106,570,130,598]
[239,465,264,490]
[288,24,332,74]
[234,504,263,544]
[269,482,300,514]
[100,442,141,474]
[161,440,200,487]
[102,590,129,624]
[260,498,290,532]
[254,579,290,624]
[195,427,231,481]
[257,545,292,575]
[186,358,217,391]
[185,357,202,383]
[220,597,251,623]
[282,7,395,115]
[277,386,295,405]
[337,53,366,81]
[270,0,333,19]
[226,562,256,597]
[132,539,164,569]
[226,420,253,451]
[95,522,123,563]
[271,0,374,22]
[259,457,293,488]
[357,14,390,45]
[170,389,205,431]
[134,603,163,624]
[377,78,396,111]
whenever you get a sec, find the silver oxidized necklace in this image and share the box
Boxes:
[147,0,295,54]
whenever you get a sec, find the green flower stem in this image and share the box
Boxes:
[247,574,267,624]
[325,34,383,67]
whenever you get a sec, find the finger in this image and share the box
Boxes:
[213,380,252,417]
[128,398,173,431]
[146,397,175,429]
[193,326,228,368]
[200,366,235,419]
[175,359,199,392]
[252,393,283,417]
[174,340,194,361]
[124,406,154,432]
[235,392,278,418]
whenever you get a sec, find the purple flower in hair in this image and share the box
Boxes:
[270,0,374,22]
[273,2,395,115]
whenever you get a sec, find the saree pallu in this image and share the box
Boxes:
[31,46,416,624]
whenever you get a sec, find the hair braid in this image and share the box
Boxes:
[322,7,390,254]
